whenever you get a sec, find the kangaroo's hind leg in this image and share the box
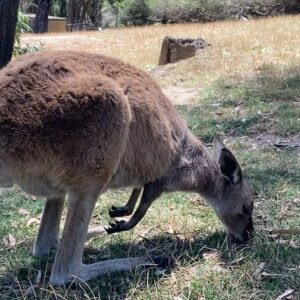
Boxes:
[33,195,65,256]
[50,184,166,284]
[49,185,159,285]
[109,188,142,217]
[48,74,154,284]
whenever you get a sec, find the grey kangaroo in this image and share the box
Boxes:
[106,136,254,237]
[0,50,254,285]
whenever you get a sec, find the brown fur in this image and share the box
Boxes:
[0,51,254,285]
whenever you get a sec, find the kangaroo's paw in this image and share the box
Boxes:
[109,205,131,218]
[105,219,128,234]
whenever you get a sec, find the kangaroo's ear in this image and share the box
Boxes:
[213,136,242,185]
[213,135,226,159]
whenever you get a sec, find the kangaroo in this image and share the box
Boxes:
[106,135,254,235]
[0,50,254,285]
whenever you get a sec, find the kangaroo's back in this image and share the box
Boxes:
[0,50,187,188]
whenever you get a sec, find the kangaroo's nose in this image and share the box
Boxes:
[230,217,254,245]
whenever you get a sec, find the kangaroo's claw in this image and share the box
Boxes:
[105,220,127,234]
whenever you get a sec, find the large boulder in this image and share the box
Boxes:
[158,36,210,65]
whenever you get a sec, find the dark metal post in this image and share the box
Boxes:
[0,0,20,68]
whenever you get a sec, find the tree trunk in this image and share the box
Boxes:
[27,0,39,14]
[59,0,66,17]
[79,0,92,24]
[34,0,52,33]
[67,0,77,31]
[0,0,20,68]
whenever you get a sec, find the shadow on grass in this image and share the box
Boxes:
[0,231,224,299]
[0,229,299,299]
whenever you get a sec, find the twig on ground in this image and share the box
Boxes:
[268,228,300,235]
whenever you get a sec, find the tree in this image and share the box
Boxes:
[0,0,20,68]
[67,0,91,30]
[283,0,300,14]
[34,0,52,33]
[126,0,150,25]
[59,0,66,17]
[107,0,125,27]
[67,0,104,31]
[89,0,104,25]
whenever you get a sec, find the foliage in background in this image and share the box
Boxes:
[13,11,43,57]
[19,0,300,29]
[148,0,300,24]
[120,0,151,25]
[100,0,300,27]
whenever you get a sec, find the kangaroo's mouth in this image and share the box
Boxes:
[229,218,254,245]
[229,232,250,245]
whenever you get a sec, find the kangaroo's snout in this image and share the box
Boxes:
[229,215,254,245]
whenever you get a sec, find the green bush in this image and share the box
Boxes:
[122,0,151,25]
[13,11,44,57]
[94,0,300,27]
[128,0,150,25]
[148,0,289,24]
[14,11,31,48]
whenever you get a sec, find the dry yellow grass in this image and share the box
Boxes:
[23,15,300,79]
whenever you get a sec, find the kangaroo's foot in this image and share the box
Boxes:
[109,205,131,218]
[50,256,173,285]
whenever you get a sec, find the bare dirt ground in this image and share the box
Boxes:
[226,134,300,150]
[162,86,199,106]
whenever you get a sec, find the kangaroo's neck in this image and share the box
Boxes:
[163,131,222,200]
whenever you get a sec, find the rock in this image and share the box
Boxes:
[158,36,210,65]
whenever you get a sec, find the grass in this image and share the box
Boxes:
[177,64,300,142]
[22,15,300,72]
[0,15,299,299]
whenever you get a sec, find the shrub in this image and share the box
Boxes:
[127,0,150,25]
[13,11,44,57]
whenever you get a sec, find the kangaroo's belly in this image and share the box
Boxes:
[1,170,64,197]
[15,176,64,197]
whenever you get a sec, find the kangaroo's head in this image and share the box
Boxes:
[212,136,254,244]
